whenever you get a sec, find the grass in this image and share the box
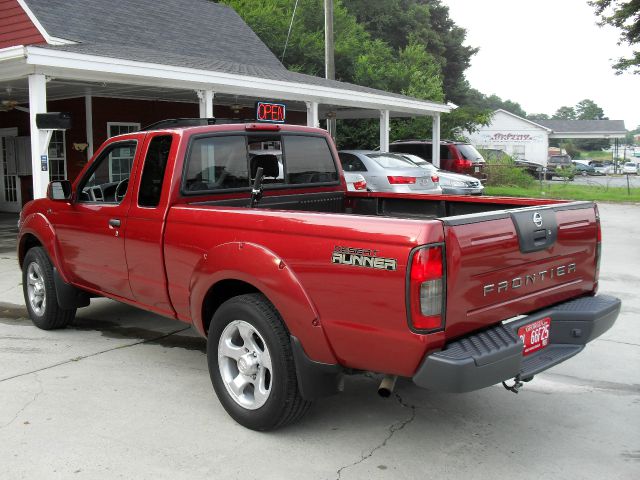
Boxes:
[485,184,640,203]
[576,150,614,161]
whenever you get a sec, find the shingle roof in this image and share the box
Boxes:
[536,119,627,134]
[24,0,285,70]
[23,0,441,106]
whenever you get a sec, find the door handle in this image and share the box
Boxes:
[109,218,121,228]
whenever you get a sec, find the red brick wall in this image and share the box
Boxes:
[0,0,46,48]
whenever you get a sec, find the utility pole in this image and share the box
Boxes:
[324,0,336,139]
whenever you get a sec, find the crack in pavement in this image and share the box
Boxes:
[0,374,43,429]
[335,392,417,480]
[0,327,190,383]
[598,338,640,347]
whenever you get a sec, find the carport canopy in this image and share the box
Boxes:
[0,0,451,198]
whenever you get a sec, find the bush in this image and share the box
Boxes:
[485,154,536,188]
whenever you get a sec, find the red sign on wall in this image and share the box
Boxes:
[256,102,286,123]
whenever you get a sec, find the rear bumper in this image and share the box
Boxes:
[412,294,621,393]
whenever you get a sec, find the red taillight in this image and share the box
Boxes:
[431,175,439,183]
[594,204,602,293]
[353,179,367,191]
[454,159,472,172]
[408,245,445,331]
[387,176,416,184]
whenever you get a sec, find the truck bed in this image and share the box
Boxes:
[167,190,598,376]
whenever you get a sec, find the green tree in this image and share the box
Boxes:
[589,0,640,74]
[575,99,606,119]
[553,106,577,119]
[528,113,550,121]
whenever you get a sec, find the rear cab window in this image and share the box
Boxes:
[182,132,339,194]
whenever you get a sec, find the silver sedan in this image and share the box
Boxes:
[338,150,442,194]
[399,153,484,195]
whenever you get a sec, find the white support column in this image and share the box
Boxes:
[85,94,94,159]
[305,101,319,128]
[432,113,441,168]
[28,74,52,199]
[379,109,390,152]
[197,89,214,118]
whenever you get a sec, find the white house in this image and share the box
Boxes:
[467,109,551,164]
[468,109,627,165]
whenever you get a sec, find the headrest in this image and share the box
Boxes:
[251,154,280,178]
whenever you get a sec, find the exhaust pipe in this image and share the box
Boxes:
[378,375,397,397]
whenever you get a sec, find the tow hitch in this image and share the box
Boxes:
[502,375,534,394]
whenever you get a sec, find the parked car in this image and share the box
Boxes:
[399,153,484,195]
[591,161,615,175]
[514,159,544,178]
[622,162,639,174]
[572,161,598,176]
[389,140,486,179]
[546,155,575,180]
[338,150,442,194]
[344,172,368,191]
[17,120,620,431]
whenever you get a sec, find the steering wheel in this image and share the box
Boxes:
[115,178,129,203]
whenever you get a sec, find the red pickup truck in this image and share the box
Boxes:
[17,121,620,431]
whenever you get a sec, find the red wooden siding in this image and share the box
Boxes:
[0,0,46,49]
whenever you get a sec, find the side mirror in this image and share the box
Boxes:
[48,180,72,201]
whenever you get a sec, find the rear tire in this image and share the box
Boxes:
[22,247,76,330]
[207,293,311,431]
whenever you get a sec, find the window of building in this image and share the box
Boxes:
[48,130,67,181]
[512,145,526,160]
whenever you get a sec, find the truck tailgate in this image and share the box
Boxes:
[442,202,598,340]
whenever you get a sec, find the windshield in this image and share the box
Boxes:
[457,144,484,161]
[368,153,419,169]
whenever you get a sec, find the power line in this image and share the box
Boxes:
[281,0,300,63]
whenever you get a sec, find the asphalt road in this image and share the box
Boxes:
[569,174,640,189]
[0,204,639,480]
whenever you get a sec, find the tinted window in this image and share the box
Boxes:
[139,135,172,207]
[78,141,137,203]
[185,136,248,192]
[339,153,368,172]
[440,145,450,159]
[390,143,432,160]
[283,135,338,184]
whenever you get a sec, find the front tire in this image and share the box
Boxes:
[22,247,76,330]
[207,293,311,431]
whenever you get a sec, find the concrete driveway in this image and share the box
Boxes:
[1,205,638,480]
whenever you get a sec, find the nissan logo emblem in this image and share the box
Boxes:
[533,212,543,228]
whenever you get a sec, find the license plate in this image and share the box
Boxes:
[517,317,551,356]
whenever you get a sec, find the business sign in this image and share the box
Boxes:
[477,132,544,144]
[256,102,286,123]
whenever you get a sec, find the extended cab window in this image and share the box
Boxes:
[78,141,137,203]
[138,135,172,207]
[185,136,249,191]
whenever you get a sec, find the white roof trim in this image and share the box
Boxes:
[16,0,76,46]
[493,109,553,132]
[21,46,450,115]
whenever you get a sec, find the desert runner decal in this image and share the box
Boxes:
[332,246,397,271]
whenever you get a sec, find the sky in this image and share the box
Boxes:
[441,0,639,130]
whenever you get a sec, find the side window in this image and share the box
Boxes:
[440,145,450,159]
[339,153,368,172]
[138,135,172,207]
[283,135,338,184]
[184,135,248,192]
[78,141,137,203]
